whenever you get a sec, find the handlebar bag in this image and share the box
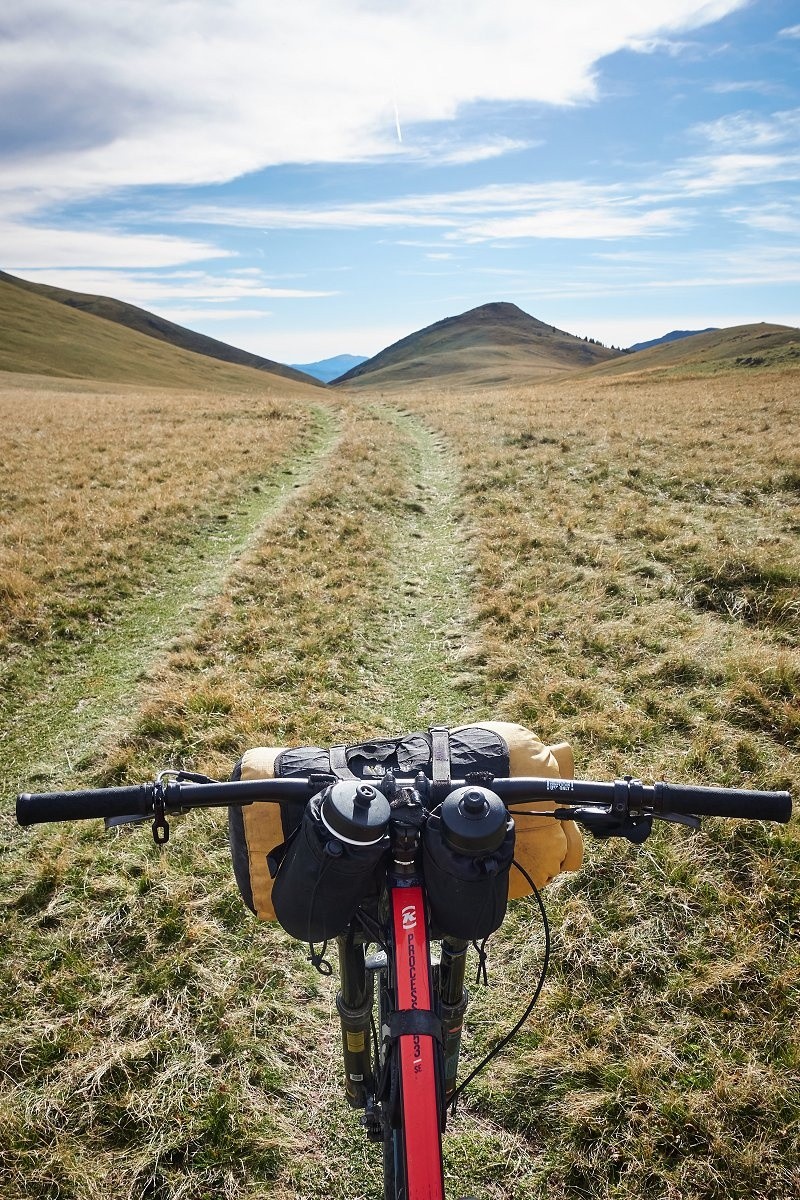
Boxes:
[228,721,583,922]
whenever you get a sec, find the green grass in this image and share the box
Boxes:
[1,366,798,1200]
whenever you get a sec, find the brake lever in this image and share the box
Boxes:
[554,805,653,844]
[655,811,701,831]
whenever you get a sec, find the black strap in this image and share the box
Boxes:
[329,745,358,780]
[429,726,451,802]
[387,1009,443,1043]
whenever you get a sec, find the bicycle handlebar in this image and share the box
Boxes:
[17,784,158,826]
[653,781,792,822]
[494,777,793,824]
[16,773,792,829]
[16,776,318,828]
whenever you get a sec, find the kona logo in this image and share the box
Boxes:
[402,906,417,930]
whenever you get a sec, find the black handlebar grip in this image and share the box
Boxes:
[654,782,792,823]
[17,784,156,827]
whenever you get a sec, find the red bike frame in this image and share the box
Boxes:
[390,882,445,1200]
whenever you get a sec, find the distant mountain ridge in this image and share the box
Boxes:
[3,269,796,391]
[0,270,320,387]
[290,353,368,383]
[334,302,620,389]
[628,328,718,353]
[590,322,799,378]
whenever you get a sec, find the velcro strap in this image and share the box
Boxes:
[329,745,358,779]
[429,725,451,802]
[387,1009,443,1043]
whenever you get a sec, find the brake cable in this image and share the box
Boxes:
[447,860,550,1113]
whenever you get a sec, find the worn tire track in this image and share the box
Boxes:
[346,400,479,732]
[2,403,341,795]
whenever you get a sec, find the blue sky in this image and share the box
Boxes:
[1,1,798,363]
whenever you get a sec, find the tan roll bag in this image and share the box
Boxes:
[228,721,583,921]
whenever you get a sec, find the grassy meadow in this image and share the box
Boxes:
[1,361,798,1200]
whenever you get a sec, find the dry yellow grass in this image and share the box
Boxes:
[1,365,798,1200]
[394,369,799,786]
[0,374,327,792]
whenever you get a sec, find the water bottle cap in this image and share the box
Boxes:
[320,780,391,845]
[440,786,507,854]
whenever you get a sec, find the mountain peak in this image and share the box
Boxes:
[334,302,617,388]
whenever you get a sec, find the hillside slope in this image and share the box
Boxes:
[592,322,800,377]
[0,270,318,387]
[628,328,718,352]
[334,302,620,389]
[0,275,318,391]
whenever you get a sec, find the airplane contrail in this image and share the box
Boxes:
[394,96,403,142]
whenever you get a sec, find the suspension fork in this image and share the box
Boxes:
[336,933,374,1109]
[438,937,469,1105]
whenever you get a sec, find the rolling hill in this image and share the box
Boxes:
[333,302,620,389]
[0,273,319,391]
[628,328,718,352]
[0,270,319,387]
[589,322,800,377]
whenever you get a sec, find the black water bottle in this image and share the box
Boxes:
[272,782,391,942]
[422,786,515,941]
[440,786,509,854]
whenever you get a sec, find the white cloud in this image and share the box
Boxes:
[663,151,800,193]
[0,1,749,201]
[431,138,536,165]
[453,207,685,242]
[779,24,800,39]
[708,80,780,95]
[724,203,800,236]
[612,246,800,289]
[692,107,800,148]
[9,267,337,306]
[626,36,696,56]
[0,224,229,269]
[174,181,688,243]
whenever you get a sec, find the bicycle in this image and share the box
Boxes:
[16,722,793,1200]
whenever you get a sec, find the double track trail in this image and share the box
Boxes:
[92,392,481,782]
[1,383,493,1200]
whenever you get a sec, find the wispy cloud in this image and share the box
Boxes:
[692,107,800,148]
[12,268,338,305]
[174,180,688,243]
[676,152,800,193]
[453,207,685,242]
[0,223,230,269]
[708,80,782,95]
[430,138,537,165]
[724,203,800,236]
[167,123,800,244]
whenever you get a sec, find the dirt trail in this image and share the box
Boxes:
[2,405,341,795]
[350,401,478,732]
[4,395,478,796]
